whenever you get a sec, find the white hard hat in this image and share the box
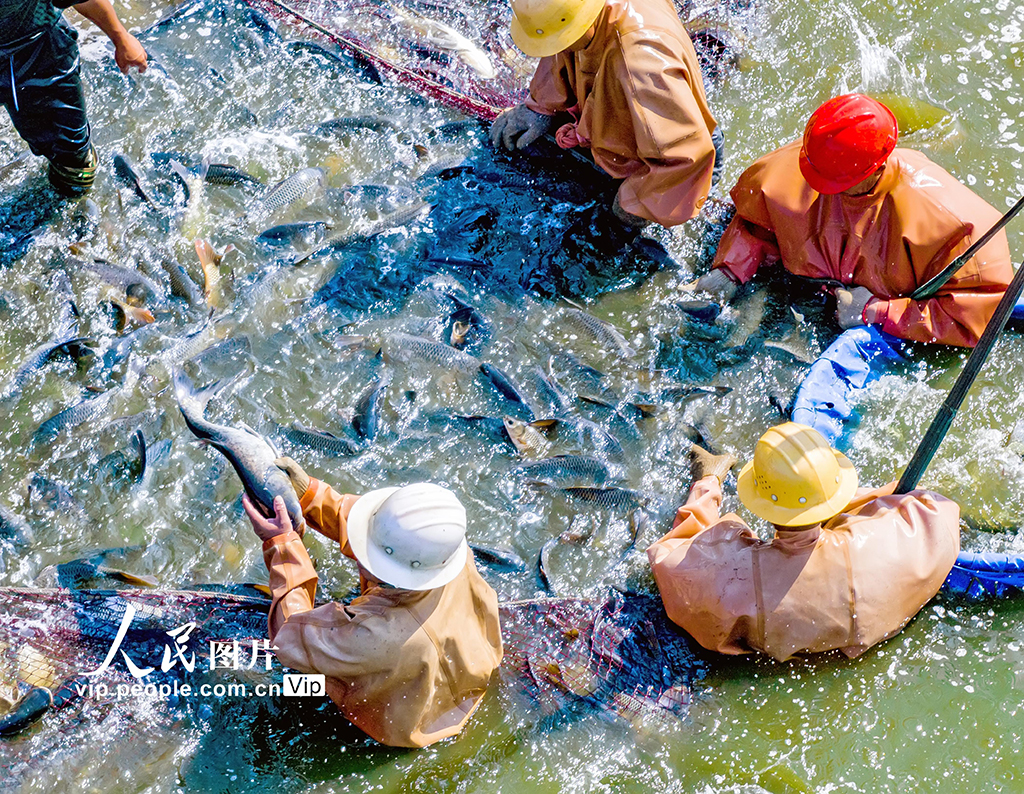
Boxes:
[345,483,469,591]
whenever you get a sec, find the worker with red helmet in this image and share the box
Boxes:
[490,0,720,239]
[696,94,1013,347]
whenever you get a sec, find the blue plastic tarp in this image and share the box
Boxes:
[790,326,905,445]
[790,315,1024,597]
[944,552,1024,597]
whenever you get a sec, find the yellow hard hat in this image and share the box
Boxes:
[510,0,606,58]
[736,422,859,527]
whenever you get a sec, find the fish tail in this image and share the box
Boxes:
[172,368,221,426]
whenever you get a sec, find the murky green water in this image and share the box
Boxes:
[1,0,1023,790]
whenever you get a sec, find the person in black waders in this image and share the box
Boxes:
[1,0,148,197]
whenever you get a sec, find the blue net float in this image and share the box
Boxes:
[790,295,1024,596]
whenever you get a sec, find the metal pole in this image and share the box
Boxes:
[896,258,1024,493]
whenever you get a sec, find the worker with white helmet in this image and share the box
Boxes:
[243,458,503,748]
[647,423,960,662]
[490,0,720,240]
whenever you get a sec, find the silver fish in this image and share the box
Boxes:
[478,362,533,418]
[562,308,635,357]
[293,201,432,264]
[468,543,527,573]
[383,333,480,372]
[36,547,158,589]
[204,163,263,189]
[550,486,646,512]
[352,373,390,441]
[96,428,147,483]
[1,325,93,403]
[257,221,331,248]
[159,322,221,364]
[258,167,325,214]
[78,257,163,303]
[503,417,555,457]
[514,455,613,488]
[313,116,401,135]
[158,256,205,305]
[26,474,87,523]
[389,4,496,79]
[113,153,159,211]
[283,421,362,457]
[31,359,142,446]
[528,367,573,416]
[173,369,305,533]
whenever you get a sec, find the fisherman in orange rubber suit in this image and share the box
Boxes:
[647,423,960,662]
[696,94,1012,347]
[490,0,720,248]
[242,458,503,748]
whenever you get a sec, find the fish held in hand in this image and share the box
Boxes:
[173,369,306,534]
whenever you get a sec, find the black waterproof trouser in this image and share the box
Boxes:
[1,20,91,167]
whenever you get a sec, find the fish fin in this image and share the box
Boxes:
[53,337,97,364]
[172,368,224,417]
[198,155,211,182]
[96,566,159,587]
[630,402,660,418]
[529,418,560,430]
[168,159,192,206]
[130,429,147,483]
[577,394,613,409]
[168,159,190,182]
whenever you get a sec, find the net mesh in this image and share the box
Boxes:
[0,588,272,707]
[240,0,752,121]
[0,588,701,735]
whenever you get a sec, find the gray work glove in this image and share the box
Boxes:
[611,192,651,229]
[694,268,739,302]
[275,456,310,499]
[489,104,555,151]
[690,443,737,484]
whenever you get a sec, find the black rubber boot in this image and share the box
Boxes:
[48,144,98,197]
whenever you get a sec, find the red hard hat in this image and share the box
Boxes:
[799,94,898,195]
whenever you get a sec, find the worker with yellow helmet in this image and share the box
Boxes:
[490,0,720,236]
[647,423,960,662]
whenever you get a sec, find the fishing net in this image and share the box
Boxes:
[498,593,704,728]
[240,0,753,121]
[0,587,702,752]
[0,588,274,708]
